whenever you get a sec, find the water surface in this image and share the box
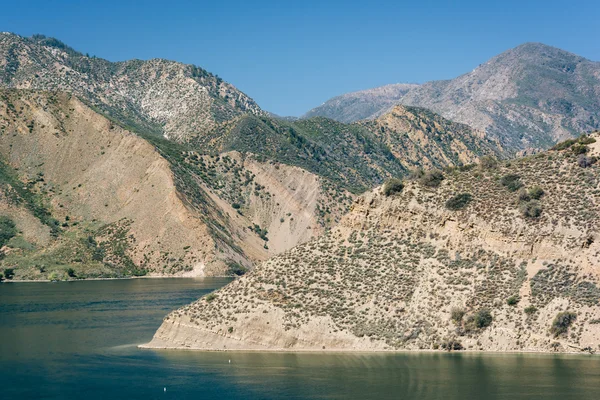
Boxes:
[1,278,599,399]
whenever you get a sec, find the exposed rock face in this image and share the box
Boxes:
[361,105,502,170]
[0,90,352,279]
[146,133,600,353]
[0,32,263,142]
[304,43,600,151]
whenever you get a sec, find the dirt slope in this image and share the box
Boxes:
[146,133,600,353]
[0,90,352,279]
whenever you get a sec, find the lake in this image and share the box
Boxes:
[1,278,599,399]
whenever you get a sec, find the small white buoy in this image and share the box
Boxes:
[164,387,166,392]
[228,359,231,363]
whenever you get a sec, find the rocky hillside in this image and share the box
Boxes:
[202,107,502,194]
[0,89,352,280]
[145,133,600,353]
[0,34,505,280]
[0,33,263,142]
[304,43,600,151]
[360,105,501,170]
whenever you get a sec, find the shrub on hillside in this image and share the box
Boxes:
[441,339,464,351]
[524,305,538,315]
[3,268,15,280]
[552,134,596,151]
[552,138,578,151]
[506,295,520,306]
[0,216,17,247]
[382,178,404,196]
[407,168,424,180]
[205,293,217,302]
[479,155,498,169]
[528,186,545,200]
[518,189,531,202]
[500,174,523,192]
[227,261,248,276]
[550,311,576,337]
[571,144,589,155]
[451,307,466,324]
[419,169,444,188]
[520,200,542,218]
[445,193,473,210]
[475,309,493,329]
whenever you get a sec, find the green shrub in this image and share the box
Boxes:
[231,203,241,209]
[552,135,596,151]
[419,169,444,188]
[506,295,520,306]
[571,144,588,155]
[517,189,531,202]
[445,193,472,210]
[475,309,493,329]
[479,155,498,169]
[451,307,466,323]
[441,339,463,351]
[227,261,248,276]
[205,293,217,302]
[382,178,404,196]
[550,311,576,337]
[524,305,538,315]
[67,268,76,278]
[552,138,578,151]
[520,200,542,218]
[528,186,545,200]
[578,135,596,145]
[500,174,523,192]
[0,216,17,247]
[3,268,15,280]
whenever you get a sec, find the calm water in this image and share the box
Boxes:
[1,279,599,399]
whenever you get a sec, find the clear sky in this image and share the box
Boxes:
[2,0,599,116]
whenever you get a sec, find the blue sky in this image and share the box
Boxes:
[2,0,599,116]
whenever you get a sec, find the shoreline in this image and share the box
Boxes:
[138,343,597,356]
[0,275,235,283]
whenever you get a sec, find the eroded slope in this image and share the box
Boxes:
[147,134,600,353]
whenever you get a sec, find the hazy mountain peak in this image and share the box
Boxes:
[304,43,600,151]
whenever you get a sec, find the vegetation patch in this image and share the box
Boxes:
[519,200,542,218]
[419,169,445,188]
[550,311,576,337]
[445,193,472,210]
[0,216,17,247]
[500,174,523,192]
[382,178,404,196]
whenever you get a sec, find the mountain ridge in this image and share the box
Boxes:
[145,133,600,353]
[303,42,600,151]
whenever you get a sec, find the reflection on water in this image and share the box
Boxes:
[1,278,599,399]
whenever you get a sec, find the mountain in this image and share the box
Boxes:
[145,133,600,353]
[303,83,419,123]
[360,105,501,170]
[0,32,263,141]
[0,89,353,280]
[0,34,502,279]
[303,43,600,151]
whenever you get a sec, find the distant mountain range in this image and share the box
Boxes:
[304,43,600,151]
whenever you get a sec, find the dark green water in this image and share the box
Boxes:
[1,279,599,399]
